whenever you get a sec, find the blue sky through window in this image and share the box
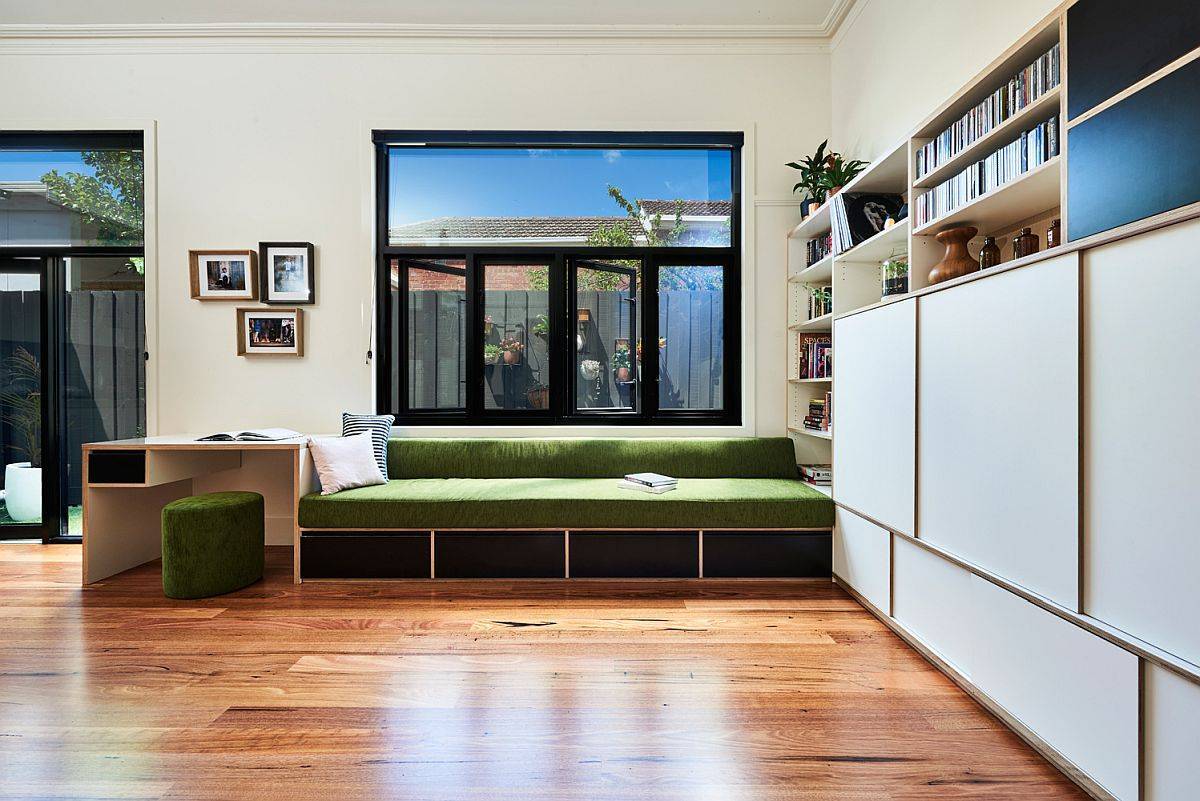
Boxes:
[389,147,732,226]
[0,150,96,182]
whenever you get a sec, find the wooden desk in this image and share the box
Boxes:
[81,437,317,585]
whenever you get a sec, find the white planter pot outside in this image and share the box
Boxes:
[3,462,41,522]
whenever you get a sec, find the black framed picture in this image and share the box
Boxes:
[259,241,315,304]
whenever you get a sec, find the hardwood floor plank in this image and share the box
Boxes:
[0,544,1088,800]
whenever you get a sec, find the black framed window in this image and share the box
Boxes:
[375,131,741,425]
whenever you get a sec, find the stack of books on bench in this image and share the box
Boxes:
[619,472,678,494]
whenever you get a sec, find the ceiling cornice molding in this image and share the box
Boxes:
[0,21,845,54]
[828,0,869,50]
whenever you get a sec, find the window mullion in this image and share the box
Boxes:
[464,253,482,418]
[642,256,660,419]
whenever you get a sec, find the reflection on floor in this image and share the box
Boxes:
[0,544,1088,800]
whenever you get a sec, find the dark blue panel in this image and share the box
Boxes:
[1067,0,1200,120]
[1068,58,1200,241]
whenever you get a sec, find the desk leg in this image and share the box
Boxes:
[82,481,192,585]
[293,448,317,584]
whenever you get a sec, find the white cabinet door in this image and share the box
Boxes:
[1145,663,1200,800]
[833,299,916,534]
[834,507,891,613]
[1084,218,1200,666]
[891,536,975,677]
[918,253,1079,607]
[971,577,1139,801]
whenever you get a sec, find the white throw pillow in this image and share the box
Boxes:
[308,433,387,495]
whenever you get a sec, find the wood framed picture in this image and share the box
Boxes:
[237,307,304,356]
[259,241,315,305]
[189,250,257,301]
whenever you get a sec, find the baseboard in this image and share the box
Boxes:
[833,576,1118,801]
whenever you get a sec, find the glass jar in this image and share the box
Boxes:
[979,236,1001,269]
[1013,227,1040,259]
[1046,218,1061,249]
[881,249,909,298]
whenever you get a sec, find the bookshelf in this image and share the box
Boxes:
[784,140,909,488]
[784,12,1069,493]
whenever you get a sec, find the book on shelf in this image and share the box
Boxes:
[806,233,832,266]
[831,192,906,255]
[914,114,1060,227]
[915,42,1060,180]
[795,333,832,380]
[803,393,832,433]
[807,286,833,318]
[618,479,676,495]
[624,472,677,488]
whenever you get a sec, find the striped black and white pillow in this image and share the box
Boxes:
[342,412,394,478]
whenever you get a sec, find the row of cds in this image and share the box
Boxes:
[914,115,1059,228]
[915,43,1060,181]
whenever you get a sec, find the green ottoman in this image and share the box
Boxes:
[161,491,264,599]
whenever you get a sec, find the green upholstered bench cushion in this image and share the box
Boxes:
[298,477,833,530]
[385,437,801,480]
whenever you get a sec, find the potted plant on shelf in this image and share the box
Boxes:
[483,314,495,337]
[611,345,632,383]
[820,152,868,198]
[881,250,910,297]
[499,337,524,365]
[0,348,42,523]
[483,343,502,366]
[786,139,829,219]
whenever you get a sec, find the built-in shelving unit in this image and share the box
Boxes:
[784,12,1067,495]
[785,139,909,487]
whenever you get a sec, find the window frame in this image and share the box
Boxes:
[374,131,742,427]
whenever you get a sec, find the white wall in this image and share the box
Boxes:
[0,39,830,436]
[830,0,1061,161]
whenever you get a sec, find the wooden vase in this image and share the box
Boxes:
[928,226,979,285]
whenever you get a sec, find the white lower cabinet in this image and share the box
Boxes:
[970,577,1139,801]
[1146,663,1200,800]
[833,507,891,614]
[891,536,976,677]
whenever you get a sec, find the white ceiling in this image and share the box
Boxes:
[0,0,843,30]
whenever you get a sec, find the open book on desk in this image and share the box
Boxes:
[196,428,303,442]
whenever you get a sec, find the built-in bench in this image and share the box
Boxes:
[297,438,834,579]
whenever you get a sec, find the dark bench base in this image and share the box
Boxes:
[299,529,832,580]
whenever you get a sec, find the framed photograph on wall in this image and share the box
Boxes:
[237,307,304,356]
[189,250,257,301]
[259,241,315,304]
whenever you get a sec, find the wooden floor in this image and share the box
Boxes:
[0,544,1088,801]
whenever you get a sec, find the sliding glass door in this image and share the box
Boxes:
[0,257,46,538]
[0,255,145,540]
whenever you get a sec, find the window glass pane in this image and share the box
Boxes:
[574,259,641,412]
[402,260,466,410]
[0,258,42,527]
[483,263,550,411]
[0,146,144,247]
[658,265,724,411]
[389,147,731,247]
[63,257,146,535]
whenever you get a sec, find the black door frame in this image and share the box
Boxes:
[0,247,143,542]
